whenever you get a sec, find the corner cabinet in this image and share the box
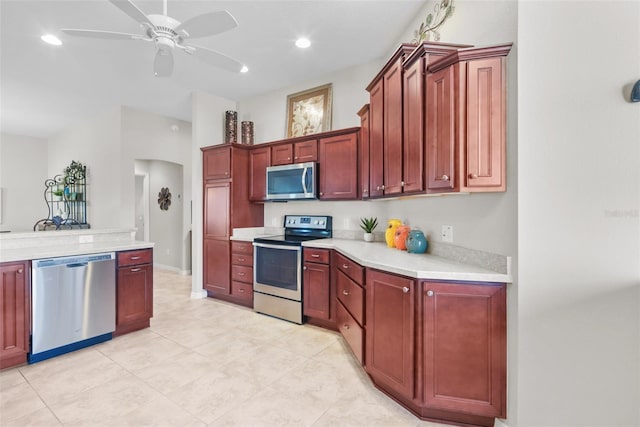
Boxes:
[202,144,263,305]
[115,249,153,336]
[0,261,30,369]
[426,43,512,193]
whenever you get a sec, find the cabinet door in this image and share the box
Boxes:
[383,57,404,195]
[0,262,29,369]
[465,57,505,191]
[271,144,293,165]
[302,262,331,320]
[402,57,425,193]
[368,79,384,198]
[366,269,415,399]
[318,132,358,200]
[249,147,270,201]
[358,106,370,199]
[116,264,153,327]
[294,139,318,163]
[421,282,506,417]
[204,181,230,239]
[203,147,231,180]
[203,239,230,294]
[426,65,456,192]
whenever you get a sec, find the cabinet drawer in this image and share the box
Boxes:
[337,300,364,365]
[333,252,363,285]
[231,265,253,284]
[231,253,252,267]
[231,241,253,255]
[304,248,330,264]
[231,281,253,301]
[118,249,152,267]
[336,269,364,326]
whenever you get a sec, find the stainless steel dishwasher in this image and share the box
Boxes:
[30,252,116,363]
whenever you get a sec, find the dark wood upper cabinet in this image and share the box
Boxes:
[294,139,318,163]
[271,143,293,165]
[357,104,370,199]
[402,56,425,193]
[203,146,231,180]
[426,43,512,193]
[420,281,506,418]
[318,131,359,200]
[203,181,230,239]
[249,146,270,201]
[368,79,384,198]
[382,56,404,196]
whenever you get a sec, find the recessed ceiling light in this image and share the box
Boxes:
[41,34,62,46]
[295,37,311,49]
[240,65,249,73]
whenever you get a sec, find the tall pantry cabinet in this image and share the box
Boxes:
[202,144,263,304]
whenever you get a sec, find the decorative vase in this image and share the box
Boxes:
[385,219,402,248]
[394,225,411,250]
[225,110,237,143]
[406,230,428,254]
[364,232,375,242]
[241,121,254,145]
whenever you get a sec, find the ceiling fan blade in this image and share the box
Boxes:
[61,29,147,40]
[108,0,154,28]
[175,11,238,38]
[154,49,174,77]
[183,44,244,73]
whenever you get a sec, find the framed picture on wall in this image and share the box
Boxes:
[286,83,333,138]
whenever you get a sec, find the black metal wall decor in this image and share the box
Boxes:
[158,187,172,211]
[33,161,89,230]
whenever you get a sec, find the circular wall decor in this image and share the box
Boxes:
[158,187,172,211]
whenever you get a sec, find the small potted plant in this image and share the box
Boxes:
[52,188,64,201]
[360,217,378,242]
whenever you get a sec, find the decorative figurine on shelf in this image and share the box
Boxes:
[360,217,378,242]
[385,219,402,248]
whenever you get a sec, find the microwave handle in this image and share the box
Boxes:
[301,167,308,195]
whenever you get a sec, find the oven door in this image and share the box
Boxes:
[253,242,302,301]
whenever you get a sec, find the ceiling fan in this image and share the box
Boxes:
[61,0,245,77]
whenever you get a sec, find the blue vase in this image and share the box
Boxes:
[406,230,428,254]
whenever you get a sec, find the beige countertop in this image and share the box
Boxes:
[0,229,154,263]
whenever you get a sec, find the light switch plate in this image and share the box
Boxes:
[441,225,453,243]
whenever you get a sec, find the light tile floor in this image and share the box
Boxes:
[0,269,446,426]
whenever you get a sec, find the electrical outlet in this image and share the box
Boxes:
[441,225,453,243]
[78,235,93,243]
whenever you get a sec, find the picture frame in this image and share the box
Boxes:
[286,83,333,138]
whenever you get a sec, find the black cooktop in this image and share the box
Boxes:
[253,215,332,247]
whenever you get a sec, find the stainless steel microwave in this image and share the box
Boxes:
[266,162,317,201]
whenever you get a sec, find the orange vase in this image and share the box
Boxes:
[394,225,411,250]
[385,219,402,248]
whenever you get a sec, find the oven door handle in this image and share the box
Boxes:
[253,242,302,251]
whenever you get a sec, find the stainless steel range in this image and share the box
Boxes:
[253,215,332,324]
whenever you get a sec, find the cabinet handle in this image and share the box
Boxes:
[402,286,409,293]
[342,289,349,296]
[239,288,245,293]
[17,269,23,274]
[319,192,323,196]
[427,290,434,297]
[381,184,386,190]
[287,157,291,160]
[401,181,405,187]
[238,272,245,276]
[469,173,478,179]
[130,256,141,260]
[130,268,142,272]
[294,156,298,160]
[441,174,449,181]
[303,266,307,270]
[343,324,350,330]
[363,188,368,193]
[376,185,381,191]
[237,258,245,262]
[311,254,320,258]
[342,264,349,269]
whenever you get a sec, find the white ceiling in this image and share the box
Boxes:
[1,0,425,139]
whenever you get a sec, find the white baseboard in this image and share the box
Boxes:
[495,418,509,427]
[154,263,190,275]
[191,289,207,299]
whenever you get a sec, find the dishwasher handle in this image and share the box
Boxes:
[66,262,88,268]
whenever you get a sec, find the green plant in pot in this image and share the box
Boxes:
[52,189,64,201]
[360,217,378,242]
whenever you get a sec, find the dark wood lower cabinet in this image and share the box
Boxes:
[0,261,30,369]
[115,249,153,336]
[203,239,231,294]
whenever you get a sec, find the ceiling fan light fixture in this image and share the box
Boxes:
[295,37,311,49]
[41,34,62,46]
